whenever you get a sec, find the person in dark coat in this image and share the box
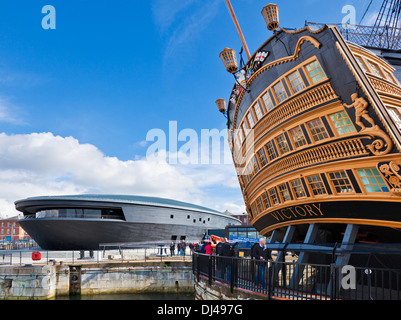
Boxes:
[254,238,270,287]
[169,242,175,256]
[219,242,233,280]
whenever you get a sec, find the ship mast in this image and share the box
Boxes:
[224,0,251,60]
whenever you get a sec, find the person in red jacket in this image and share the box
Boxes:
[205,241,213,255]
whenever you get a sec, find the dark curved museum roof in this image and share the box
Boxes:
[15,194,234,217]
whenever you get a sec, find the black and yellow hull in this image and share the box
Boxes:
[225,23,401,243]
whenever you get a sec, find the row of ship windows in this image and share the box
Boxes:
[237,58,327,146]
[240,110,356,187]
[250,167,389,218]
[354,53,400,85]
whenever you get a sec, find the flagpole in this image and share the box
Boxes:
[224,0,251,60]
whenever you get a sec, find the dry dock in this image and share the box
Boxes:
[0,257,193,300]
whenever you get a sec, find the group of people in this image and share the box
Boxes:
[169,240,189,256]
[194,237,272,287]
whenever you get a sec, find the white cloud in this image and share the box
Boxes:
[0,132,244,218]
[0,97,25,125]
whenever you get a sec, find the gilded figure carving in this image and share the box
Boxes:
[343,93,393,156]
[343,93,376,131]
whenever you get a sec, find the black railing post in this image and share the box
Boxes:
[268,259,274,299]
[208,255,212,285]
[330,263,337,300]
[230,258,235,293]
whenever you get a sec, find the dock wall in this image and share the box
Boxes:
[0,260,193,300]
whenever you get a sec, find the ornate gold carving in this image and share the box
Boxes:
[344,93,393,155]
[378,160,401,195]
[368,76,401,97]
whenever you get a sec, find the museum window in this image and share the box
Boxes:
[328,171,354,193]
[257,147,268,167]
[289,126,307,148]
[357,168,389,193]
[305,60,327,83]
[265,141,278,161]
[307,174,327,196]
[288,70,306,93]
[273,81,288,103]
[291,179,307,199]
[268,188,280,205]
[276,134,291,155]
[329,111,356,135]
[278,183,291,202]
[307,118,329,142]
[253,101,264,121]
[262,91,275,111]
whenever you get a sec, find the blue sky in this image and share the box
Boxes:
[0,0,382,217]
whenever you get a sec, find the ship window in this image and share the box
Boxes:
[187,215,190,219]
[307,175,327,196]
[329,171,354,193]
[253,101,264,121]
[383,70,395,83]
[268,188,280,205]
[307,118,329,142]
[355,56,368,72]
[236,129,244,146]
[251,156,260,174]
[369,62,384,77]
[251,202,259,217]
[256,197,264,213]
[276,134,290,155]
[257,147,268,167]
[246,161,255,180]
[357,168,389,193]
[329,111,356,135]
[289,126,307,148]
[262,91,274,111]
[387,107,401,130]
[170,215,174,219]
[261,192,270,209]
[273,81,288,103]
[247,111,256,128]
[278,184,291,202]
[291,179,307,199]
[193,219,196,223]
[288,70,306,93]
[306,60,327,83]
[265,141,278,161]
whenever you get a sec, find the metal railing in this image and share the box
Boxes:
[193,248,401,300]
